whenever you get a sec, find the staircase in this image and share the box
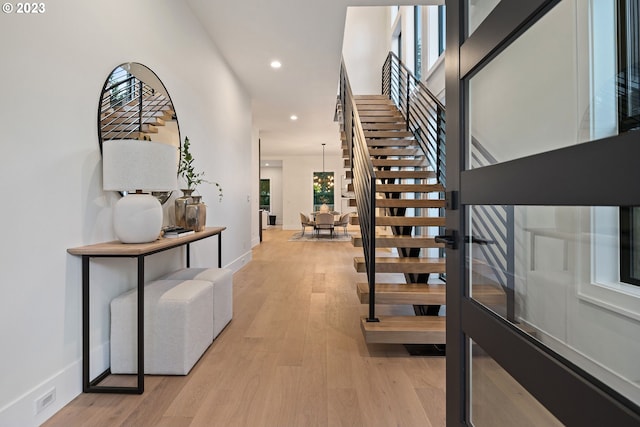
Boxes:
[342,92,448,345]
[338,53,517,347]
[99,69,176,142]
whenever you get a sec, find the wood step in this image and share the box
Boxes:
[102,124,158,133]
[376,199,445,208]
[357,282,446,305]
[375,170,436,179]
[359,111,404,118]
[369,148,421,156]
[354,95,389,100]
[359,116,406,123]
[101,131,144,140]
[362,123,408,130]
[103,116,165,126]
[366,139,416,147]
[350,216,445,227]
[377,184,444,193]
[365,130,414,138]
[352,235,444,248]
[357,104,398,111]
[372,159,428,167]
[377,216,445,227]
[103,109,168,120]
[360,316,445,344]
[354,257,446,274]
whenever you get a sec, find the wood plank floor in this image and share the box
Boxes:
[44,228,446,427]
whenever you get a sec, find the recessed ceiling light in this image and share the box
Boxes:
[270,60,282,69]
[290,115,298,121]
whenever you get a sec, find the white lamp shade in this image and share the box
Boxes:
[102,140,177,243]
[103,140,177,192]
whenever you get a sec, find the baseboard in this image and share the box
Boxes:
[2,363,80,426]
[225,249,252,273]
[0,342,109,426]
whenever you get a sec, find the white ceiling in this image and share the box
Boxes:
[185,0,422,158]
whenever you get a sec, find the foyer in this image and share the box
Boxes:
[43,229,446,427]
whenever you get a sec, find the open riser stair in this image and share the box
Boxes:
[351,95,449,345]
[339,54,508,348]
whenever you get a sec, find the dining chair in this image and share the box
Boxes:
[334,212,350,235]
[300,212,315,236]
[314,212,335,238]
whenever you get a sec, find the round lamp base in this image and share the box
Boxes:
[113,194,163,243]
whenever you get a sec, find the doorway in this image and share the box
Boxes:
[446,0,640,424]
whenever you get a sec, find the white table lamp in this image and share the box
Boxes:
[103,140,177,243]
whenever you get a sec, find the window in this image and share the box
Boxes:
[620,207,640,286]
[415,6,422,80]
[617,0,640,132]
[618,0,640,286]
[438,5,446,55]
[313,172,334,211]
[259,179,270,211]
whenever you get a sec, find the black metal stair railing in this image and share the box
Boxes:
[470,136,516,321]
[99,66,174,141]
[382,52,446,186]
[340,58,379,322]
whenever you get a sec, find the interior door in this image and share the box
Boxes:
[445,0,640,425]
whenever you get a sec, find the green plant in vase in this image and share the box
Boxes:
[174,136,223,232]
[178,136,223,201]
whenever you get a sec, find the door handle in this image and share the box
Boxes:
[468,235,493,245]
[435,230,458,249]
[435,231,493,250]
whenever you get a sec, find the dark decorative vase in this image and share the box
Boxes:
[185,195,207,232]
[175,189,194,228]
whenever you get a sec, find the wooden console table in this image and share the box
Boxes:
[67,226,226,394]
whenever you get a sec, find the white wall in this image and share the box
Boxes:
[0,1,254,425]
[343,7,390,94]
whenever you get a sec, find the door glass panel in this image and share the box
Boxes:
[468,0,501,36]
[468,204,640,407]
[471,339,563,426]
[469,0,625,168]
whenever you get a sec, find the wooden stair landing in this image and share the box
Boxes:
[350,215,445,227]
[354,257,446,274]
[357,282,446,305]
[352,235,443,248]
[360,316,445,344]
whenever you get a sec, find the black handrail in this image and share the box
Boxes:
[340,58,378,322]
[382,52,446,186]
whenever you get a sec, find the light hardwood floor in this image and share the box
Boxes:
[44,228,446,427]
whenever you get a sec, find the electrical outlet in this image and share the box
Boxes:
[35,388,56,414]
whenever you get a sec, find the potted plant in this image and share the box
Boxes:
[174,136,223,231]
[178,136,223,200]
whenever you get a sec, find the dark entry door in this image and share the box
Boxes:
[445,0,640,425]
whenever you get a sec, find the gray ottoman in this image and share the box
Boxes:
[162,268,233,338]
[110,279,214,375]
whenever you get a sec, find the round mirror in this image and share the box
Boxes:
[98,62,180,203]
